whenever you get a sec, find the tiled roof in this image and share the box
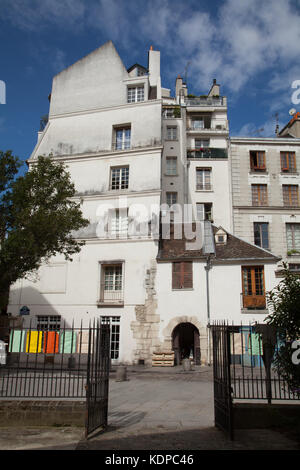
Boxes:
[157,223,280,263]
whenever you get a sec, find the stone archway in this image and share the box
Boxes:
[172,322,200,365]
[162,316,208,365]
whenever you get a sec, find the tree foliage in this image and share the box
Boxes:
[266,263,300,392]
[0,152,89,311]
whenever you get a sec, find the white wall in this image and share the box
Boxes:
[155,260,279,343]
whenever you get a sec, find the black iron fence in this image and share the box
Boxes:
[211,322,300,439]
[228,323,300,402]
[0,320,107,400]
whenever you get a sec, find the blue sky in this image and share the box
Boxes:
[1,0,300,172]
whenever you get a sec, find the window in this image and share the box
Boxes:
[195,139,210,149]
[192,118,204,129]
[196,168,212,190]
[283,185,299,206]
[286,223,300,251]
[127,85,144,103]
[166,192,177,207]
[166,157,177,175]
[281,152,296,173]
[100,264,123,304]
[163,108,175,118]
[166,126,177,140]
[250,151,266,171]
[109,208,128,237]
[37,315,61,331]
[252,184,268,206]
[242,266,265,309]
[110,166,129,190]
[115,127,131,150]
[289,263,300,273]
[254,222,269,250]
[36,316,61,353]
[196,202,212,221]
[172,262,193,289]
[101,316,120,360]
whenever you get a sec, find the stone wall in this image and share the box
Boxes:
[0,401,85,427]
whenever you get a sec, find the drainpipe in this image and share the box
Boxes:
[205,255,212,365]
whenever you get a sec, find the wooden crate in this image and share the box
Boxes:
[152,351,174,367]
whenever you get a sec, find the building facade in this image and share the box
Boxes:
[230,136,300,275]
[7,42,284,365]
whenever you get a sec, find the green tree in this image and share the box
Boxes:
[0,152,89,313]
[266,263,300,392]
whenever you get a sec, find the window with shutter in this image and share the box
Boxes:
[242,266,265,309]
[172,262,193,289]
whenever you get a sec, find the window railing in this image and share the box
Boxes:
[187,148,228,159]
[185,97,224,107]
[99,286,124,305]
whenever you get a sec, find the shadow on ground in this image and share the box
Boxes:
[76,426,300,451]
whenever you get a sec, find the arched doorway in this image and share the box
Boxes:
[172,322,200,365]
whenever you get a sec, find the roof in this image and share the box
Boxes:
[157,223,280,263]
[127,63,148,73]
[278,112,300,136]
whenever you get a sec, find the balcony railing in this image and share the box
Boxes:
[98,287,124,306]
[187,148,228,159]
[185,97,225,107]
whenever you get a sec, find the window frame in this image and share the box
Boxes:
[166,126,178,140]
[195,138,210,149]
[99,262,124,305]
[241,266,266,309]
[196,167,212,191]
[251,184,268,206]
[286,223,300,251]
[166,156,177,176]
[196,202,213,221]
[281,152,297,173]
[253,222,269,250]
[114,126,131,151]
[172,261,193,290]
[282,185,299,207]
[250,151,266,172]
[166,191,178,207]
[110,165,129,191]
[127,85,145,103]
[101,316,121,360]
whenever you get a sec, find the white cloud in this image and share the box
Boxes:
[234,118,285,138]
[2,0,300,96]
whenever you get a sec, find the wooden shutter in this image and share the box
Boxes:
[172,262,182,289]
[172,262,193,289]
[182,262,193,288]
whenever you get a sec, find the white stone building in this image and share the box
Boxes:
[7,42,281,365]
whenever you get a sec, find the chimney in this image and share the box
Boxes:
[148,46,160,88]
[208,78,220,97]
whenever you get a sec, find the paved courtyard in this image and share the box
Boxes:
[0,365,299,450]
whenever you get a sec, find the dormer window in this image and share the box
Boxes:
[215,228,227,245]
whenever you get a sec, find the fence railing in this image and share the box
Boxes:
[0,321,106,399]
[213,323,300,403]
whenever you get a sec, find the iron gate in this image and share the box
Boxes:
[85,320,110,438]
[211,323,234,440]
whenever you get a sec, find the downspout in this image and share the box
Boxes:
[205,255,212,365]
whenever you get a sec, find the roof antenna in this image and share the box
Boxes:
[273,112,279,135]
[184,61,191,85]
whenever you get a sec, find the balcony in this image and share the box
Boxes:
[98,287,124,307]
[185,96,225,107]
[187,148,228,159]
